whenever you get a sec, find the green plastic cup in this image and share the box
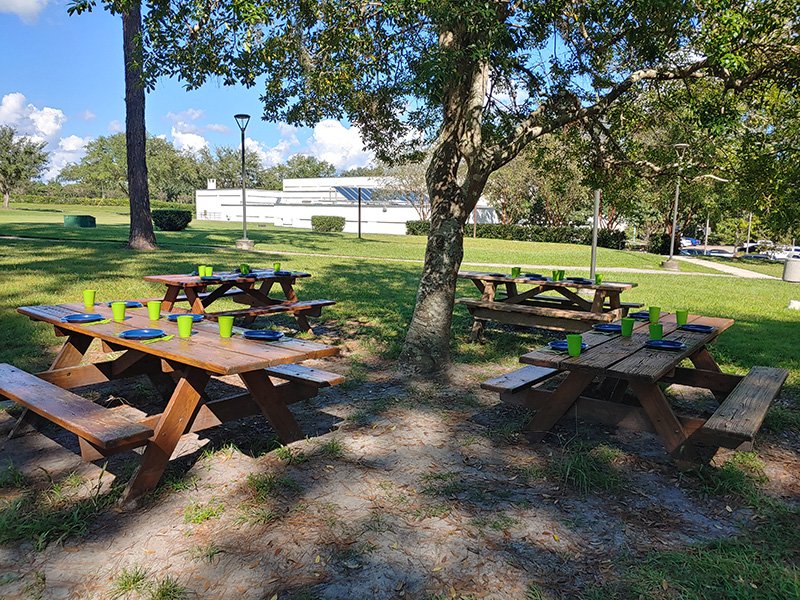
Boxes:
[649,323,663,340]
[111,301,126,322]
[273,262,281,272]
[676,309,689,326]
[176,315,194,338]
[649,306,661,323]
[558,269,566,281]
[621,317,635,337]
[218,316,235,338]
[205,266,213,277]
[82,289,96,309]
[147,301,162,321]
[594,274,603,285]
[567,334,583,357]
[551,270,559,281]
[197,265,206,277]
[511,267,521,278]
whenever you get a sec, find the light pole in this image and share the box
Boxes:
[234,113,254,251]
[662,142,689,270]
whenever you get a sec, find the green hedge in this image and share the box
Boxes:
[406,221,627,249]
[13,194,186,210]
[311,215,346,232]
[152,209,193,231]
[647,232,679,255]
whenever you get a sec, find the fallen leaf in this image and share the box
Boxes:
[725,505,733,513]
[432,566,443,572]
[314,555,321,564]
[661,580,669,590]
[553,534,560,542]
[391,542,398,550]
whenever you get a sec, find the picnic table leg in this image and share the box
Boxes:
[160,285,180,312]
[627,380,688,455]
[50,331,94,370]
[525,371,594,441]
[590,290,607,313]
[688,347,722,372]
[121,367,210,504]
[469,281,496,342]
[182,287,205,314]
[240,370,303,443]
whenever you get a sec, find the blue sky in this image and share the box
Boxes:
[0,0,374,179]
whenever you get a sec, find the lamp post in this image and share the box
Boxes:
[662,142,689,270]
[234,113,254,251]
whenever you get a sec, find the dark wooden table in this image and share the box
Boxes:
[143,270,330,332]
[17,303,340,502]
[457,271,639,337]
[516,313,741,458]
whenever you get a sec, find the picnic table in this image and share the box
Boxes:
[457,271,640,338]
[3,303,343,503]
[143,270,334,332]
[482,314,787,461]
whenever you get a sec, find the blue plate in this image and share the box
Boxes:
[629,311,651,320]
[107,301,143,308]
[593,323,622,333]
[273,270,293,277]
[243,330,285,341]
[119,328,166,340]
[488,273,505,277]
[63,313,104,323]
[525,273,545,279]
[167,313,204,322]
[645,339,686,351]
[566,278,594,285]
[549,340,588,351]
[200,275,221,281]
[679,324,716,334]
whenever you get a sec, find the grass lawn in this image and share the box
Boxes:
[0,203,720,273]
[0,216,798,599]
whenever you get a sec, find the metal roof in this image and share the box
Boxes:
[334,186,374,202]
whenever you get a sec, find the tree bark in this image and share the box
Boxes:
[123,0,157,250]
[2,191,8,209]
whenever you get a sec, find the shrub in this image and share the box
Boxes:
[311,215,346,232]
[648,232,678,255]
[406,220,431,235]
[405,220,626,249]
[152,209,192,231]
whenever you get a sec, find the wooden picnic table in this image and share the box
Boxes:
[11,302,341,503]
[509,313,787,460]
[457,271,640,338]
[143,270,334,332]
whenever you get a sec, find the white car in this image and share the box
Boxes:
[704,249,735,258]
[771,246,800,260]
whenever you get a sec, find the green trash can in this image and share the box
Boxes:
[64,215,96,228]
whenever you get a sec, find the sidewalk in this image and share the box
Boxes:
[674,256,778,279]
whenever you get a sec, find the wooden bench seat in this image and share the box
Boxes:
[457,297,617,325]
[481,365,557,394]
[265,364,345,388]
[695,366,788,448]
[0,363,153,451]
[210,299,336,319]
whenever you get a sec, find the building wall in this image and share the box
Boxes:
[196,177,498,235]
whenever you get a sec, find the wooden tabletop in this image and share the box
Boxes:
[520,314,734,382]
[18,303,338,376]
[144,270,312,288]
[457,270,637,291]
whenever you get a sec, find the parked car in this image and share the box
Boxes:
[680,237,701,247]
[770,246,800,260]
[740,253,772,260]
[736,242,760,253]
[680,248,705,256]
[705,249,735,258]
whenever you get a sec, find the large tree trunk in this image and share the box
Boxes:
[2,191,8,209]
[123,1,157,250]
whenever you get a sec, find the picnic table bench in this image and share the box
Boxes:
[143,270,334,332]
[2,302,343,503]
[481,314,787,461]
[457,271,640,339]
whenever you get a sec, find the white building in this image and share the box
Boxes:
[195,176,497,235]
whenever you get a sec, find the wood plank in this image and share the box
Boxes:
[144,271,311,288]
[627,380,688,453]
[264,364,345,388]
[0,363,153,450]
[122,367,210,503]
[458,298,615,322]
[480,366,557,394]
[240,370,303,443]
[467,306,599,332]
[698,366,788,444]
[457,271,637,291]
[50,332,93,370]
[661,367,743,393]
[209,299,335,319]
[526,371,595,442]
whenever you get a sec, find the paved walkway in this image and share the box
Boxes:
[674,256,778,279]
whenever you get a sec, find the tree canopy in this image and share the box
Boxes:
[0,126,49,209]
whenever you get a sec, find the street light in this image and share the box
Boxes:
[663,142,689,269]
[234,113,253,250]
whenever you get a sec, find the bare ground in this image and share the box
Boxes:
[0,340,798,600]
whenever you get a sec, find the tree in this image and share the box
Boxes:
[69,0,157,250]
[340,164,386,177]
[0,126,48,208]
[143,0,799,371]
[196,146,271,189]
[59,134,129,197]
[268,154,336,183]
[380,157,432,220]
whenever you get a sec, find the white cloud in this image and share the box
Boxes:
[305,120,373,170]
[206,123,230,134]
[171,127,208,153]
[0,0,49,23]
[0,92,65,140]
[81,110,96,121]
[47,135,91,180]
[245,126,301,168]
[108,119,123,133]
